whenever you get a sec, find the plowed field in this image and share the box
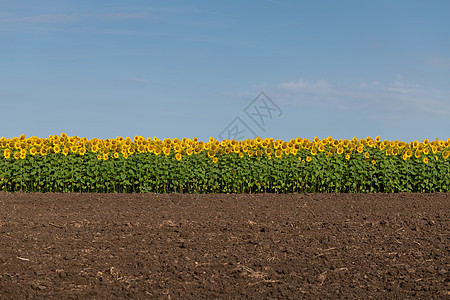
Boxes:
[1,192,449,299]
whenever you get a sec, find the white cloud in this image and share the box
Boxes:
[429,54,450,69]
[273,75,450,116]
[126,77,148,83]
[102,12,150,20]
[0,14,78,23]
[277,79,329,91]
[0,12,151,24]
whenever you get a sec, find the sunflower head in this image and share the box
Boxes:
[275,149,283,159]
[4,149,11,159]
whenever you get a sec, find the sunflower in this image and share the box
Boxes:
[306,156,312,162]
[364,152,370,159]
[14,151,20,160]
[20,152,26,159]
[40,148,47,156]
[175,153,182,161]
[443,151,450,159]
[414,150,421,159]
[239,152,244,158]
[62,148,69,156]
[4,149,11,159]
[311,148,318,156]
[265,148,273,156]
[345,154,350,160]
[212,157,218,163]
[97,154,102,160]
[275,149,283,159]
[113,152,119,159]
[423,157,429,164]
[372,159,376,165]
[337,147,344,155]
[26,147,36,156]
[79,148,86,156]
[207,150,215,158]
[70,145,78,153]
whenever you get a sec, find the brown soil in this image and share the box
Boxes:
[0,192,449,299]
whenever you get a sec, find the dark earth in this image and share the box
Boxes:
[0,192,449,299]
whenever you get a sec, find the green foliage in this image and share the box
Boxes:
[0,149,449,193]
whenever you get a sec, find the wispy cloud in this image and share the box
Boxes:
[0,14,78,23]
[0,12,152,24]
[277,79,330,93]
[126,77,148,83]
[428,54,450,69]
[102,12,150,20]
[266,75,450,117]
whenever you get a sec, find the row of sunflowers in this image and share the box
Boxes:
[1,134,449,193]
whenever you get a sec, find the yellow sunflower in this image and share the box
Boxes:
[3,149,11,159]
[275,149,283,159]
[53,145,61,154]
[79,148,86,156]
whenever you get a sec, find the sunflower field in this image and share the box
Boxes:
[1,133,449,193]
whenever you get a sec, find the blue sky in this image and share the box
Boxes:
[1,0,449,142]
